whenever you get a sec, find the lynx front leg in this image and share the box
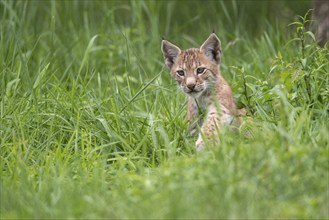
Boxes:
[196,134,205,151]
[195,106,220,151]
[196,105,236,151]
[187,97,201,136]
[196,115,219,151]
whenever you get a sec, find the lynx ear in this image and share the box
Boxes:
[200,33,222,63]
[161,40,181,69]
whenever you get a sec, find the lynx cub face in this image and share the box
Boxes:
[167,49,217,98]
[161,33,239,151]
[162,35,221,98]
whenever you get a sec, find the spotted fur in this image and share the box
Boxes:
[161,33,240,150]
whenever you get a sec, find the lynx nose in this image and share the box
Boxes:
[186,77,196,91]
[187,84,196,90]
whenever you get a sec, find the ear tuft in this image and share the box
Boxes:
[200,33,222,64]
[161,40,181,69]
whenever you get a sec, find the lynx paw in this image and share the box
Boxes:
[196,136,205,151]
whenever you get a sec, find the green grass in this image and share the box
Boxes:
[1,0,328,219]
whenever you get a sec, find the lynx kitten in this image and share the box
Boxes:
[161,33,241,151]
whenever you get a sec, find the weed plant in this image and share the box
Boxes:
[1,1,328,219]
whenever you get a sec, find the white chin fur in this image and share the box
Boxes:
[181,86,205,98]
[185,90,203,98]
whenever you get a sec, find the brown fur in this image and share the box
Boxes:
[161,33,240,150]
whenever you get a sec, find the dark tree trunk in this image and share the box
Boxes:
[313,0,329,47]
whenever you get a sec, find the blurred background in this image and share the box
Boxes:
[2,0,325,116]
[2,0,323,108]
[1,0,316,76]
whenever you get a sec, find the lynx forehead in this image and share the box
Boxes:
[161,33,240,151]
[178,49,202,69]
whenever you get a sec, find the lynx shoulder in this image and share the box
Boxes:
[161,33,240,151]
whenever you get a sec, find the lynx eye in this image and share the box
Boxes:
[196,67,206,74]
[176,70,185,76]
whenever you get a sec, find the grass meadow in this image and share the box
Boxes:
[1,0,328,219]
